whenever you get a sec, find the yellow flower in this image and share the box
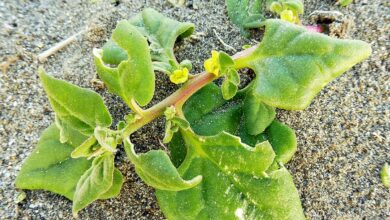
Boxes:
[280,9,295,23]
[169,67,189,84]
[204,50,220,76]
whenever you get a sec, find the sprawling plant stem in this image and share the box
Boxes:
[122,46,257,138]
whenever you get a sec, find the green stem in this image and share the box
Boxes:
[121,45,257,138]
[233,45,257,69]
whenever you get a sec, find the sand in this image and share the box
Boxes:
[0,0,389,219]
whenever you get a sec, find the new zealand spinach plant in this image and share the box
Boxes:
[16,8,371,219]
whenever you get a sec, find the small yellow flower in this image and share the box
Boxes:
[169,67,189,84]
[280,10,295,23]
[204,50,220,76]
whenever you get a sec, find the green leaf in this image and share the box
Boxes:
[182,83,226,122]
[266,120,297,164]
[94,127,118,153]
[219,52,240,100]
[129,8,195,74]
[15,125,92,200]
[226,68,240,85]
[39,69,112,138]
[72,153,115,213]
[94,20,155,107]
[177,83,296,165]
[235,19,372,110]
[163,121,176,144]
[221,79,238,100]
[113,20,155,106]
[123,138,202,191]
[101,40,128,65]
[157,128,304,219]
[70,136,100,159]
[98,168,124,199]
[284,0,304,13]
[55,116,89,146]
[218,52,235,73]
[171,117,190,129]
[243,92,276,135]
[226,0,265,37]
[381,163,390,188]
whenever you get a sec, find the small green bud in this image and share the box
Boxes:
[180,59,193,71]
[164,106,177,120]
[270,2,283,13]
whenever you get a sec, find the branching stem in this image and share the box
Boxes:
[121,45,257,138]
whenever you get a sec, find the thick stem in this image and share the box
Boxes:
[121,45,257,137]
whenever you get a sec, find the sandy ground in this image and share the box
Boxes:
[0,0,389,219]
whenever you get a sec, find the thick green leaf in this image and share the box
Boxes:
[182,83,226,122]
[39,69,112,138]
[157,128,304,219]
[71,136,101,159]
[129,8,195,74]
[266,120,297,164]
[218,52,235,73]
[221,79,238,100]
[101,40,128,65]
[113,20,155,106]
[54,116,89,146]
[226,0,265,37]
[72,153,115,213]
[226,68,240,85]
[98,168,124,199]
[94,20,155,107]
[235,19,372,110]
[94,49,122,96]
[123,138,202,191]
[178,83,296,165]
[15,125,92,200]
[243,91,275,135]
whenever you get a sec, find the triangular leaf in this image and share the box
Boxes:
[15,125,92,200]
[157,128,304,219]
[235,19,372,110]
[39,69,112,138]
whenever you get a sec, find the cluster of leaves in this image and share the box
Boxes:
[16,7,371,219]
[226,0,303,36]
